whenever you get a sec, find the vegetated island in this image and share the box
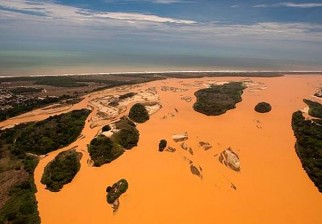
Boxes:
[303,99,322,118]
[292,99,322,192]
[89,117,139,167]
[106,179,128,211]
[41,150,82,192]
[128,103,150,123]
[111,117,140,149]
[14,109,90,155]
[88,135,124,167]
[159,139,167,152]
[0,109,90,223]
[254,102,272,113]
[193,82,245,116]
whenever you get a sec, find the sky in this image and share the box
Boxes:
[0,0,322,76]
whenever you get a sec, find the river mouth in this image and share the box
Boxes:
[5,75,322,224]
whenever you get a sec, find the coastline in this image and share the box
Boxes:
[0,70,321,79]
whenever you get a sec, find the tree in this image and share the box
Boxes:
[128,103,149,123]
[254,102,272,113]
[159,139,167,152]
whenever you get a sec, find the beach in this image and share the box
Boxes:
[1,75,322,223]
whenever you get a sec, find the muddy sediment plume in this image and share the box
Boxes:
[1,75,321,224]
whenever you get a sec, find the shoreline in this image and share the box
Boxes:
[0,70,322,79]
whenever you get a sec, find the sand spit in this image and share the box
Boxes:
[1,75,322,224]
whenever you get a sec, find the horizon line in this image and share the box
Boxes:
[1,70,322,78]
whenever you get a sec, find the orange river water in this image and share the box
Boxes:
[1,75,322,224]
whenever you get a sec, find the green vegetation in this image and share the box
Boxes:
[193,82,245,116]
[89,117,139,167]
[102,125,111,132]
[34,76,88,87]
[128,103,150,123]
[112,117,140,149]
[0,126,40,224]
[0,76,88,87]
[0,109,90,223]
[0,177,40,224]
[14,109,90,155]
[106,179,128,204]
[41,150,81,192]
[254,102,272,113]
[0,95,72,122]
[159,139,167,152]
[111,129,139,150]
[304,99,322,118]
[88,135,124,167]
[114,116,136,130]
[292,106,322,192]
[119,92,136,100]
[9,87,43,94]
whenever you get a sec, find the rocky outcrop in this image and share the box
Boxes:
[180,142,189,150]
[161,86,187,92]
[314,90,322,98]
[219,148,240,172]
[172,132,188,142]
[111,199,120,211]
[165,146,176,152]
[87,159,94,167]
[181,96,192,102]
[190,164,203,179]
[199,142,212,151]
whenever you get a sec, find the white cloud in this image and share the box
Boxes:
[0,0,196,24]
[254,2,322,8]
[0,0,322,44]
[105,0,191,4]
[93,12,196,24]
[144,0,184,3]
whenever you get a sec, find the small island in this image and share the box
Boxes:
[158,139,167,152]
[106,179,129,211]
[89,117,140,166]
[128,103,150,123]
[111,117,140,150]
[41,150,82,192]
[193,82,245,116]
[254,102,272,113]
[303,99,322,118]
[88,135,125,167]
